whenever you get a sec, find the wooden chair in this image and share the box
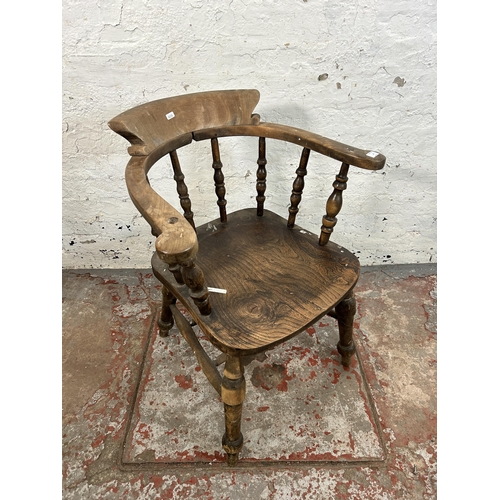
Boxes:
[108,89,385,465]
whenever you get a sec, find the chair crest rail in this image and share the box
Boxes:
[108,89,260,156]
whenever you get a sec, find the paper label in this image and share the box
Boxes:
[166,111,175,120]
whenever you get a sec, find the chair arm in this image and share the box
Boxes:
[125,154,198,264]
[193,122,385,170]
[126,154,212,315]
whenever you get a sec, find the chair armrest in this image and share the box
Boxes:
[126,153,212,315]
[125,154,198,264]
[193,122,385,170]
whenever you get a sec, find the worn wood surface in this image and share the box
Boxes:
[334,289,357,366]
[108,89,260,156]
[152,208,359,354]
[112,89,385,277]
[180,258,211,315]
[221,355,245,465]
[193,122,385,170]
[125,152,199,266]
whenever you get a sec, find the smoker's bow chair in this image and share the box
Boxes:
[108,89,385,465]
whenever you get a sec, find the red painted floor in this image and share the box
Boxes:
[62,264,436,499]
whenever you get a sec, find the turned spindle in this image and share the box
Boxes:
[256,137,267,216]
[335,290,357,366]
[288,147,310,228]
[221,355,245,466]
[158,285,176,337]
[168,263,184,285]
[169,150,195,230]
[180,258,211,315]
[211,138,227,223]
[319,162,350,246]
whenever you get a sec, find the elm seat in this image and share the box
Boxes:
[108,89,385,466]
[152,208,360,353]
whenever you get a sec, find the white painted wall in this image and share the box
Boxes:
[62,0,436,269]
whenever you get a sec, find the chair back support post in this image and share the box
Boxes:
[170,150,196,230]
[319,162,350,246]
[256,137,267,216]
[287,147,311,228]
[211,138,228,223]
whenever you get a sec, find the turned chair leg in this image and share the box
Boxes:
[221,355,245,465]
[335,289,357,367]
[158,285,176,337]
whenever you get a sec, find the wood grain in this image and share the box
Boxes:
[152,209,359,354]
[125,152,198,265]
[108,89,260,156]
[193,122,386,170]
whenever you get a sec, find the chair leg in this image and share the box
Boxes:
[335,289,357,367]
[221,355,245,465]
[158,285,175,337]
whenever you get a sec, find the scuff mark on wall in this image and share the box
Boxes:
[393,76,406,87]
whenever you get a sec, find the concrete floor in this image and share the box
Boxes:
[62,263,436,499]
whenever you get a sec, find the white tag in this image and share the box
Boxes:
[366,151,379,158]
[166,111,175,120]
[208,287,227,294]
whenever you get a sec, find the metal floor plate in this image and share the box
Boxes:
[123,309,385,465]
